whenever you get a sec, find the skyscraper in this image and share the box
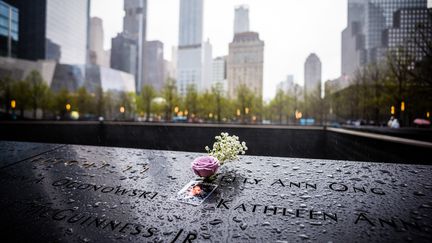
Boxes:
[212,56,227,94]
[143,40,164,91]
[89,17,104,66]
[304,53,322,97]
[384,8,432,64]
[364,0,427,62]
[341,0,366,78]
[4,0,89,64]
[341,0,427,77]
[178,0,203,47]
[110,0,147,92]
[212,56,227,84]
[227,32,264,98]
[177,0,212,96]
[110,33,138,78]
[0,1,18,57]
[234,5,249,34]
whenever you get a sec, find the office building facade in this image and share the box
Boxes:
[304,53,322,97]
[0,1,18,57]
[227,32,264,99]
[384,8,432,64]
[143,40,164,91]
[234,5,249,34]
[3,0,89,65]
[341,0,428,77]
[123,0,147,93]
[176,0,212,96]
[110,33,138,78]
[89,17,105,66]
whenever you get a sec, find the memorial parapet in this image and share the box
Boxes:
[0,141,431,242]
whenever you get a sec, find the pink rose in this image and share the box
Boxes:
[191,156,220,177]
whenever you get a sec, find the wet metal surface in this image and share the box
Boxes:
[0,141,62,168]
[0,141,431,242]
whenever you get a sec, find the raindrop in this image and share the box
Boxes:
[209,219,223,225]
[240,223,248,230]
[233,216,242,223]
[65,228,73,235]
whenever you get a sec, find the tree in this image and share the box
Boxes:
[211,82,225,123]
[12,80,31,117]
[235,84,255,123]
[76,87,94,115]
[0,76,14,114]
[26,70,49,119]
[185,84,198,120]
[95,86,105,118]
[162,79,177,121]
[270,89,285,124]
[118,92,137,120]
[140,85,156,121]
[54,89,70,119]
[104,91,115,120]
[197,91,214,121]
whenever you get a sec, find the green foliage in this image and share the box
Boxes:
[140,85,157,121]
[162,79,177,121]
[0,76,14,113]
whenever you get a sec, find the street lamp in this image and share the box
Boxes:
[65,103,71,111]
[174,106,179,113]
[295,110,302,119]
[10,99,16,109]
[427,112,430,119]
[209,113,213,118]
[401,101,405,112]
[245,107,249,114]
[390,106,395,115]
[120,106,125,113]
[236,109,240,116]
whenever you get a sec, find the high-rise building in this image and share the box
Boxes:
[304,53,322,97]
[341,0,428,78]
[227,32,264,98]
[89,17,105,66]
[341,0,366,78]
[143,40,164,91]
[4,0,89,65]
[212,56,227,83]
[0,1,18,58]
[178,0,203,47]
[212,56,227,94]
[364,0,427,63]
[164,59,176,82]
[277,75,303,100]
[234,5,249,34]
[177,0,212,96]
[110,33,138,78]
[384,8,432,64]
[201,39,213,91]
[110,0,147,92]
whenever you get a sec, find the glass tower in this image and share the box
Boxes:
[0,0,18,57]
[4,0,89,64]
[364,0,427,62]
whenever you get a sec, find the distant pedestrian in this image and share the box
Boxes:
[387,116,394,127]
[391,118,400,129]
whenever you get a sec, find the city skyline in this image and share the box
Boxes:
[91,0,432,99]
[91,0,347,100]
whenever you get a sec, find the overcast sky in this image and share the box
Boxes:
[91,0,348,99]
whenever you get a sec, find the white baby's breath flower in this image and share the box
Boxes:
[205,132,247,164]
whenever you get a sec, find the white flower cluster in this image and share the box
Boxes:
[205,132,248,164]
